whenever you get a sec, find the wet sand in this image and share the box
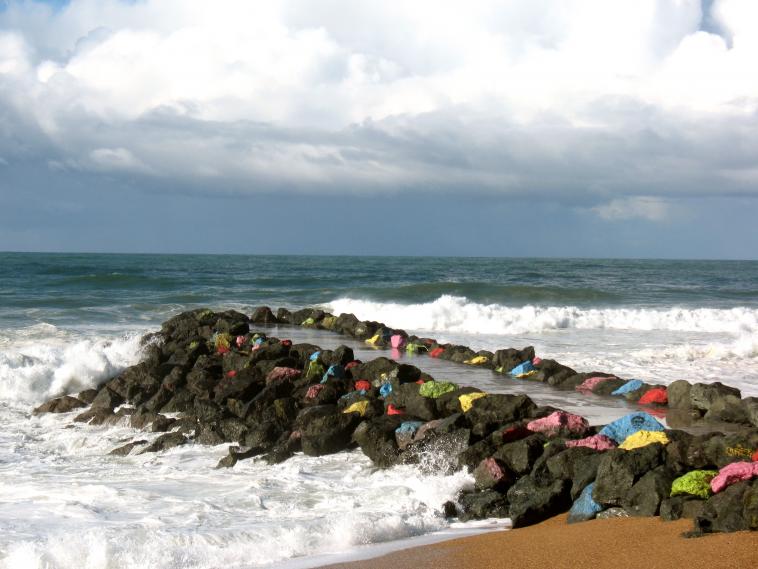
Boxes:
[321,514,757,569]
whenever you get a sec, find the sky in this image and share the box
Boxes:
[0,0,757,258]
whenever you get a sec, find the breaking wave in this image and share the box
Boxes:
[325,295,758,336]
[0,324,146,405]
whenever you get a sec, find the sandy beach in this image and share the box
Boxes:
[322,514,757,569]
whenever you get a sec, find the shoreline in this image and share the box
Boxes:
[318,514,758,569]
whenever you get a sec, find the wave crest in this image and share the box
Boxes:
[325,295,758,336]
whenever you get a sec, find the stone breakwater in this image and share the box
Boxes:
[35,307,758,536]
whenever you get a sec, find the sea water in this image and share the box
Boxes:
[1,253,756,568]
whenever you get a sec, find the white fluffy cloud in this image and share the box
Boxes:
[1,0,757,211]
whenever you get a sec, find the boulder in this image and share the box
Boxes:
[694,480,755,534]
[667,380,693,409]
[660,496,705,521]
[139,432,187,454]
[622,466,675,516]
[493,434,547,475]
[90,387,124,410]
[352,416,405,467]
[299,407,361,456]
[250,306,278,324]
[473,457,513,492]
[507,476,571,528]
[704,395,749,424]
[568,482,603,523]
[33,395,87,414]
[690,382,741,413]
[593,444,664,506]
[458,491,510,521]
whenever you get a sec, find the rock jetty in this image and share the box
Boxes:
[35,306,758,536]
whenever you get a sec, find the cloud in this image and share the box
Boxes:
[0,0,757,210]
[591,196,671,222]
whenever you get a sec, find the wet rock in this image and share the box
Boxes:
[464,394,537,436]
[161,390,195,413]
[473,458,513,492]
[263,431,302,465]
[33,395,87,414]
[300,407,361,456]
[77,389,99,404]
[704,395,749,424]
[216,445,265,468]
[140,432,188,454]
[90,387,124,410]
[744,397,758,428]
[352,416,404,467]
[667,380,693,409]
[459,490,510,521]
[507,476,571,528]
[74,407,118,425]
[690,382,741,413]
[492,347,535,374]
[214,310,250,336]
[250,306,278,324]
[109,440,148,456]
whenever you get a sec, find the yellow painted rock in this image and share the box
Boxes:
[459,392,487,412]
[619,430,670,450]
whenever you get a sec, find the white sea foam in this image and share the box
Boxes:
[0,407,477,569]
[0,324,145,405]
[325,295,758,396]
[326,295,758,336]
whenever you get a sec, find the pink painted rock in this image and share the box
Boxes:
[390,334,406,349]
[565,434,617,451]
[474,457,511,491]
[532,357,542,366]
[576,376,614,392]
[266,367,302,385]
[710,461,758,493]
[305,384,325,400]
[526,410,589,437]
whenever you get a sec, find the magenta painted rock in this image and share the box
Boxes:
[564,434,617,451]
[526,410,589,437]
[576,376,614,392]
[532,357,542,365]
[710,460,758,493]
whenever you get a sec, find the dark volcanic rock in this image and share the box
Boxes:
[693,480,755,534]
[493,434,547,475]
[33,395,87,414]
[622,466,675,517]
[250,306,278,324]
[109,440,148,456]
[593,444,664,506]
[90,387,124,410]
[507,476,571,528]
[690,382,741,413]
[140,432,188,454]
[298,406,361,456]
[459,491,510,521]
[474,457,513,492]
[352,416,404,467]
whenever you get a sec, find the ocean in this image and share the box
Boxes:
[1,252,757,568]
